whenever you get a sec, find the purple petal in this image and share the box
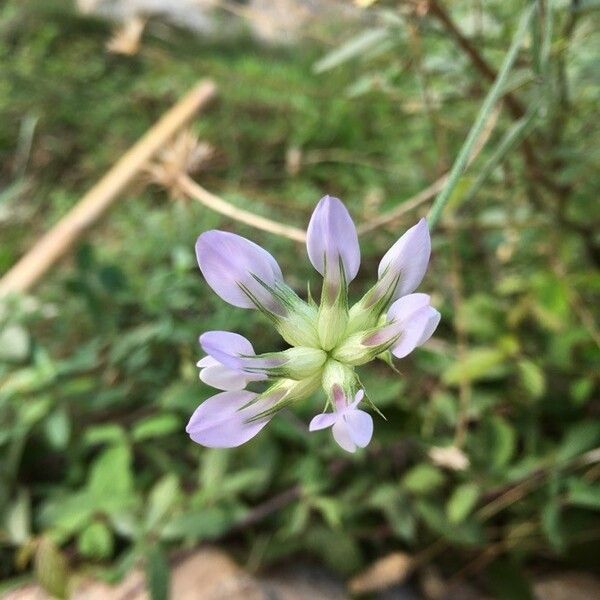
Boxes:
[389,306,433,358]
[186,391,274,448]
[196,230,284,312]
[386,293,431,322]
[378,219,431,300]
[332,383,347,412]
[349,389,365,409]
[306,196,360,284]
[344,409,373,448]
[362,295,428,348]
[309,412,338,431]
[332,419,357,453]
[199,331,279,375]
[417,307,441,346]
[200,364,249,391]
[197,356,218,368]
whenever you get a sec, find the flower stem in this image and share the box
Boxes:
[427,4,536,229]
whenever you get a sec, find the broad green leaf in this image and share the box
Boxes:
[132,414,180,441]
[487,415,517,469]
[146,475,179,530]
[44,407,71,450]
[567,479,600,509]
[306,527,362,575]
[84,424,126,446]
[416,500,483,546]
[5,490,31,545]
[0,325,30,362]
[78,521,113,559]
[541,500,564,553]
[161,508,231,541]
[402,464,445,495]
[556,422,600,462]
[442,348,507,385]
[446,483,480,524]
[517,359,545,399]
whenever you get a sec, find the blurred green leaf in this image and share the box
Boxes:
[486,415,517,469]
[146,475,179,531]
[132,414,180,441]
[78,521,113,560]
[161,508,231,541]
[88,445,134,499]
[443,348,507,385]
[5,490,31,545]
[541,500,564,553]
[556,422,600,462]
[402,464,445,495]
[0,325,30,363]
[567,479,600,510]
[446,483,480,524]
[44,407,71,450]
[517,359,545,399]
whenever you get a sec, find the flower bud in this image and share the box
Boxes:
[278,347,327,380]
[273,291,320,348]
[317,297,349,351]
[321,359,357,400]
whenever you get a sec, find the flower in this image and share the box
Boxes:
[196,332,266,391]
[188,195,440,451]
[309,386,373,453]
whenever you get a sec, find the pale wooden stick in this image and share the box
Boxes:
[0,80,217,296]
[177,174,307,243]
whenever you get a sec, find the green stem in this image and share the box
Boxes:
[427,3,536,229]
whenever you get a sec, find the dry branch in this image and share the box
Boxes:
[177,174,307,243]
[0,80,217,297]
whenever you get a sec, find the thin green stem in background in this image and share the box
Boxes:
[427,3,536,229]
[461,100,542,205]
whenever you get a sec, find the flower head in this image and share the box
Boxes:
[188,195,440,452]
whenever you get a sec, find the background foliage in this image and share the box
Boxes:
[1,0,599,597]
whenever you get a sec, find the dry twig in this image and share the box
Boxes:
[0,80,217,296]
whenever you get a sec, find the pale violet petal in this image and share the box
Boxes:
[332,419,357,453]
[349,389,365,409]
[199,331,255,370]
[196,230,284,312]
[386,293,431,323]
[332,383,347,412]
[389,306,433,359]
[309,412,338,431]
[200,364,249,391]
[378,218,431,300]
[363,296,430,348]
[417,307,441,346]
[344,409,373,448]
[197,356,218,368]
[306,196,360,284]
[186,391,275,448]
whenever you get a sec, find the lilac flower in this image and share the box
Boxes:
[196,331,266,391]
[188,195,440,452]
[307,195,360,300]
[186,390,280,447]
[195,230,285,314]
[309,387,373,453]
